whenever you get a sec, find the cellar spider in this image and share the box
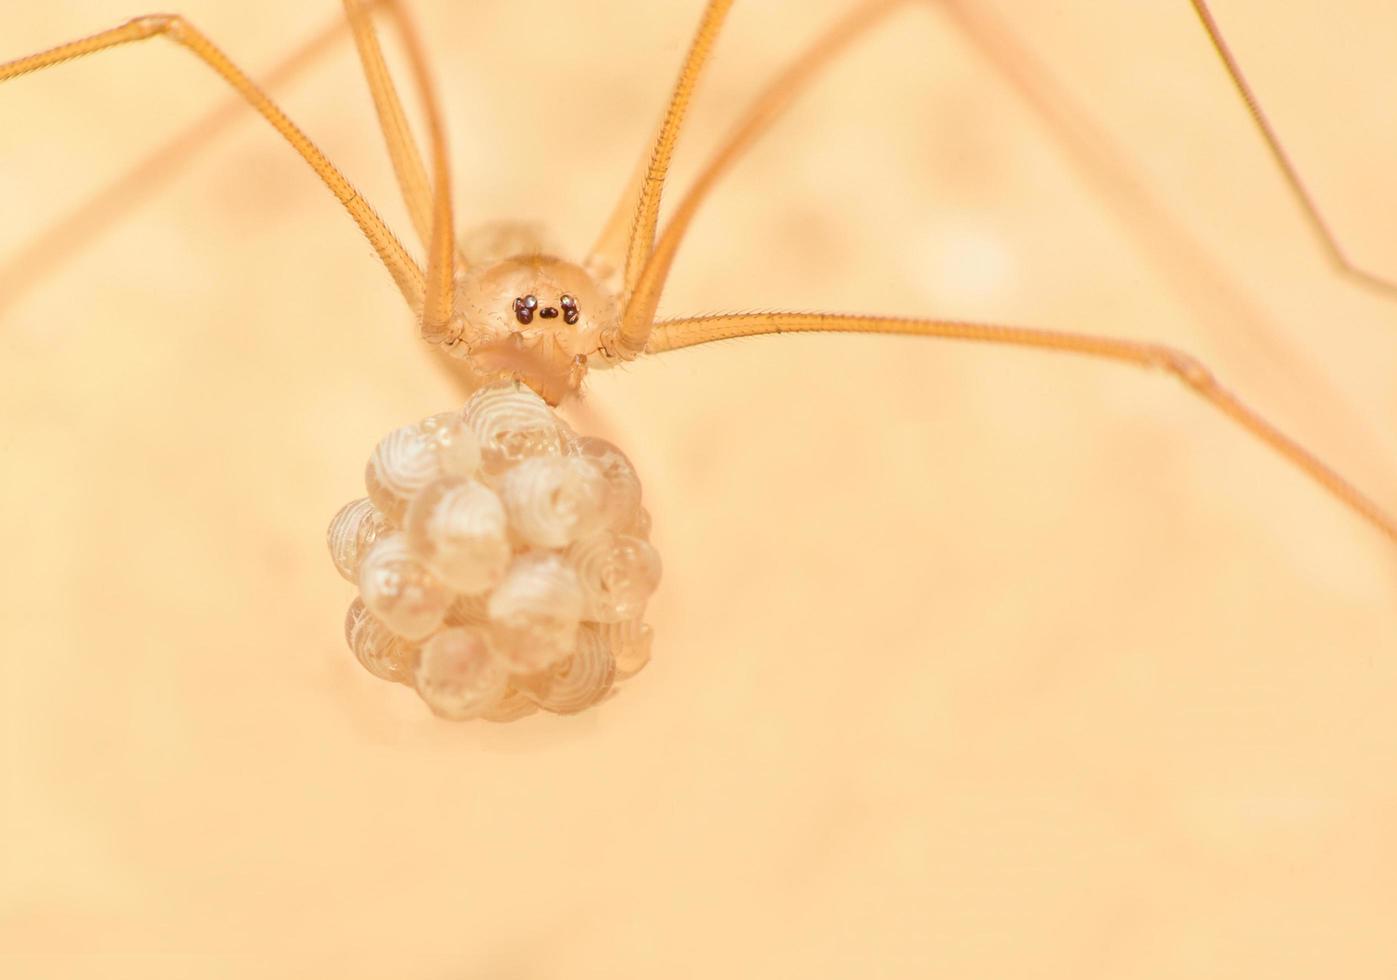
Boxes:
[1,0,1393,719]
[3,1,1396,971]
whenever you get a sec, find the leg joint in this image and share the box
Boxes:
[1150,345,1216,391]
[125,14,188,41]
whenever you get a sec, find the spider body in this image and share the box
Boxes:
[443,244,618,401]
[3,0,1397,971]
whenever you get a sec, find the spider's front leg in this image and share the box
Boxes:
[0,11,426,310]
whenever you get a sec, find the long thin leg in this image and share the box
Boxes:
[610,0,735,356]
[0,7,363,318]
[1187,0,1397,299]
[931,0,1397,493]
[341,0,433,251]
[645,311,1397,543]
[338,0,455,341]
[623,0,906,338]
[0,15,425,312]
[371,1,456,345]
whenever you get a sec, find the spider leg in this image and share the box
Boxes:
[0,14,425,311]
[646,311,1397,543]
[930,0,1397,503]
[342,0,457,344]
[341,0,435,252]
[1188,0,1397,300]
[0,7,369,318]
[605,0,734,357]
[620,0,906,341]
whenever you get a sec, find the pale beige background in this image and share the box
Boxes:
[2,1,1395,977]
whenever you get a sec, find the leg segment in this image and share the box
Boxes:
[0,14,425,312]
[608,0,735,356]
[0,7,361,317]
[1188,0,1397,299]
[366,1,457,345]
[645,311,1397,543]
[931,0,1396,489]
[341,0,435,251]
[621,0,906,342]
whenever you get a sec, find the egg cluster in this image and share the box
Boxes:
[327,382,660,721]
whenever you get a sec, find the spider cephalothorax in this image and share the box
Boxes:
[441,253,620,404]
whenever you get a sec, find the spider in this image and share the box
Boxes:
[1,0,1393,721]
[4,1,1397,970]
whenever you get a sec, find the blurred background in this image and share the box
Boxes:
[2,0,1395,976]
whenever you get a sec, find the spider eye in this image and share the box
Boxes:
[559,294,580,325]
[512,295,537,325]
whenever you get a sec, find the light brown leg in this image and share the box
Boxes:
[341,0,435,251]
[622,0,907,340]
[930,0,1397,497]
[0,14,425,312]
[1188,0,1397,299]
[0,7,363,318]
[340,0,456,343]
[605,0,735,357]
[645,311,1397,543]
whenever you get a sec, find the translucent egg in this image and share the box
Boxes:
[414,626,509,721]
[357,532,451,641]
[517,623,616,715]
[404,477,512,593]
[482,686,540,723]
[462,383,567,470]
[487,552,584,672]
[444,592,491,629]
[326,497,390,582]
[365,416,480,523]
[571,436,642,532]
[627,506,653,541]
[419,411,482,473]
[344,598,418,684]
[596,618,655,679]
[566,530,663,622]
[499,455,608,549]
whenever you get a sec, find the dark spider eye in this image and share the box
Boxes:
[559,294,580,325]
[512,295,537,325]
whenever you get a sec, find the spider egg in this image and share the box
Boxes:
[404,477,512,593]
[482,685,540,723]
[517,624,616,715]
[487,552,584,672]
[357,532,451,641]
[571,436,642,532]
[463,383,567,470]
[566,531,663,622]
[365,416,480,523]
[327,497,390,582]
[419,411,482,472]
[595,618,655,680]
[444,592,491,629]
[414,626,509,721]
[499,456,609,548]
[344,598,418,684]
[628,506,653,541]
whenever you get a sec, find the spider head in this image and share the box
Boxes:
[451,254,619,405]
